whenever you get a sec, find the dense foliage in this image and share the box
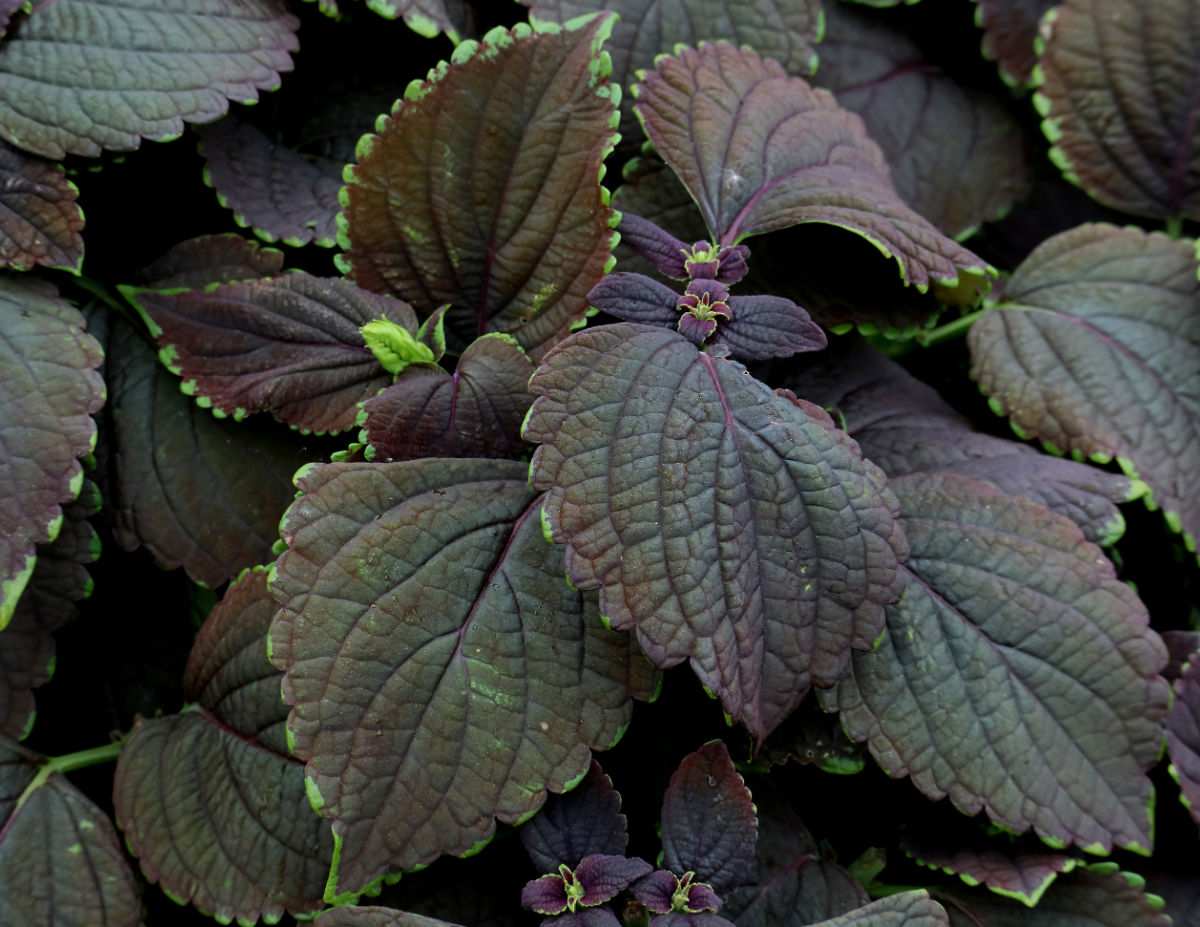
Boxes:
[0,1,1197,926]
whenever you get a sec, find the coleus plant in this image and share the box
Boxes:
[0,0,1198,926]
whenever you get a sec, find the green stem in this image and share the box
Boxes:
[916,307,989,347]
[1166,216,1184,239]
[16,741,124,811]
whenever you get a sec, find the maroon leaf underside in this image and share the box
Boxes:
[268,458,656,897]
[137,234,286,290]
[0,140,84,271]
[661,742,757,894]
[521,760,629,872]
[130,273,416,434]
[824,474,1170,854]
[0,279,104,628]
[200,115,342,247]
[631,42,990,292]
[523,323,907,742]
[342,16,618,361]
[1166,658,1200,824]
[974,0,1056,87]
[814,2,1030,239]
[901,835,1076,906]
[361,0,469,38]
[362,334,534,461]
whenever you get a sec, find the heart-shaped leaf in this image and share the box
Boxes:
[967,224,1200,554]
[523,323,907,742]
[0,279,104,628]
[823,474,1170,855]
[269,458,657,899]
[361,333,535,462]
[126,272,417,434]
[138,234,285,290]
[901,835,1077,907]
[0,0,299,159]
[631,43,991,292]
[340,15,620,360]
[1166,656,1200,825]
[807,893,948,927]
[0,140,84,272]
[521,760,629,872]
[661,742,756,894]
[1034,0,1200,220]
[972,0,1056,88]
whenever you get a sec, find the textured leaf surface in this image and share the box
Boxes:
[1166,656,1200,823]
[341,17,619,360]
[317,911,462,927]
[814,3,1030,238]
[632,43,990,290]
[968,224,1200,550]
[824,474,1170,854]
[0,741,143,927]
[662,742,756,894]
[115,569,333,923]
[200,116,342,247]
[0,140,84,271]
[524,323,907,742]
[356,0,467,38]
[780,336,1138,544]
[0,0,300,159]
[901,835,1076,906]
[973,0,1055,87]
[269,458,656,897]
[0,279,104,628]
[939,865,1171,926]
[806,893,947,927]
[103,315,315,588]
[1034,0,1200,219]
[129,273,416,434]
[138,234,285,289]
[521,760,628,872]
[362,334,534,462]
[520,0,821,145]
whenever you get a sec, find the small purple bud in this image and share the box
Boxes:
[684,242,722,281]
[678,313,719,345]
[715,245,750,285]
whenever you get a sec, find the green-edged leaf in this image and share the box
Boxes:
[137,234,286,290]
[1166,656,1200,823]
[823,474,1170,855]
[806,893,947,927]
[101,314,317,588]
[972,0,1056,88]
[938,864,1171,926]
[519,0,821,147]
[127,273,416,434]
[523,323,908,743]
[361,333,534,462]
[0,279,104,628]
[0,140,84,271]
[901,834,1077,907]
[340,15,620,360]
[0,0,300,159]
[316,909,462,927]
[200,115,342,248]
[779,336,1140,545]
[355,0,467,39]
[631,43,991,292]
[0,480,100,740]
[0,739,143,927]
[967,224,1200,553]
[114,568,333,924]
[814,3,1030,239]
[1034,0,1200,220]
[269,458,657,898]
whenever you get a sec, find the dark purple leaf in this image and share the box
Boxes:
[557,910,625,927]
[632,43,991,295]
[1147,872,1200,927]
[523,323,907,742]
[938,864,1171,927]
[779,336,1140,544]
[617,214,692,279]
[0,740,143,926]
[521,760,629,872]
[661,742,756,894]
[0,140,84,272]
[137,234,285,290]
[0,0,299,159]
[346,0,468,38]
[524,870,573,915]
[589,272,680,326]
[0,279,104,628]
[127,273,417,434]
[636,870,687,914]
[360,333,534,462]
[341,16,620,361]
[269,459,657,898]
[102,314,317,588]
[612,159,711,279]
[315,909,464,927]
[968,224,1200,553]
[823,474,1170,854]
[714,295,825,360]
[797,894,948,927]
[814,3,1031,239]
[199,115,342,248]
[1034,0,1200,220]
[115,568,333,923]
[974,0,1056,87]
[901,834,1077,907]
[578,855,655,905]
[1167,656,1200,824]
[1162,631,1200,680]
